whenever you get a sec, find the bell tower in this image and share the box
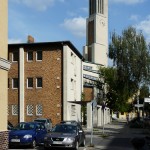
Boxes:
[83,0,108,66]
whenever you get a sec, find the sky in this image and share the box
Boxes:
[8,0,150,56]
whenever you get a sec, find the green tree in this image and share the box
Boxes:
[98,67,132,112]
[97,26,150,112]
[109,26,150,93]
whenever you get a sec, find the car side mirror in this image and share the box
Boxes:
[36,128,41,131]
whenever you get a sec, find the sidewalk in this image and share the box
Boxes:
[84,120,150,150]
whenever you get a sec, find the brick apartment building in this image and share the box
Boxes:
[0,0,11,149]
[8,39,83,126]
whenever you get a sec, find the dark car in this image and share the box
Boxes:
[44,123,85,150]
[9,122,47,148]
[60,120,81,125]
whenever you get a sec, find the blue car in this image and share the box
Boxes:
[9,122,47,148]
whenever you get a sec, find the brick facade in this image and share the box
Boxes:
[8,43,63,126]
[0,131,8,150]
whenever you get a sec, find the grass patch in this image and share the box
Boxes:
[93,129,99,131]
[99,133,109,138]
[88,144,95,147]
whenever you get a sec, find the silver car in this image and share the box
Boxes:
[44,123,85,150]
[34,118,52,132]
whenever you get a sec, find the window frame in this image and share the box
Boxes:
[71,78,74,90]
[27,78,33,89]
[27,51,33,62]
[12,51,19,62]
[36,77,42,88]
[27,105,34,116]
[36,51,42,61]
[12,105,18,115]
[12,78,19,89]
[71,105,76,116]
[36,104,42,116]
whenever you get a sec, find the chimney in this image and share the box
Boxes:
[27,35,34,43]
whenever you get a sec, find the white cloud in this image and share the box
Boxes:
[61,17,86,37]
[130,15,139,21]
[110,0,145,5]
[135,15,150,43]
[8,38,22,44]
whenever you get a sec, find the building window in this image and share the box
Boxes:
[36,51,42,61]
[100,0,104,14]
[71,78,74,90]
[27,78,33,88]
[71,52,74,64]
[27,105,33,116]
[74,56,76,76]
[121,112,124,115]
[12,78,19,89]
[36,104,42,116]
[74,80,76,100]
[12,105,18,115]
[27,51,33,61]
[71,105,76,116]
[12,52,19,62]
[36,77,42,88]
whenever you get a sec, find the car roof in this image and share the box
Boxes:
[19,122,44,125]
[56,123,77,127]
[60,120,81,125]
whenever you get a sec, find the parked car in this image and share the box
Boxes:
[34,118,52,131]
[60,120,82,127]
[9,122,47,148]
[44,122,85,150]
[8,121,14,130]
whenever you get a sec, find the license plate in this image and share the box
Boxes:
[11,139,20,142]
[53,141,62,144]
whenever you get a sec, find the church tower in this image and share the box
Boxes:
[83,0,108,66]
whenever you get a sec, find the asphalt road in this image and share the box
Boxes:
[10,121,150,150]
[8,136,94,150]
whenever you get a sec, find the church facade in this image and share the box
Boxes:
[83,0,108,66]
[82,0,110,128]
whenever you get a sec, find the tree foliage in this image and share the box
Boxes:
[98,26,150,112]
[109,26,150,89]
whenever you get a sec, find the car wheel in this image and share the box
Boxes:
[44,146,49,150]
[81,138,85,147]
[31,140,36,148]
[74,141,79,150]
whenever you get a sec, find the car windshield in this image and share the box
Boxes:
[34,120,46,123]
[52,124,77,133]
[13,123,35,130]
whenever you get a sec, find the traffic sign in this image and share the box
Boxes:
[144,98,150,103]
[134,104,143,107]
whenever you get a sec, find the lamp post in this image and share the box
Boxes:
[102,83,107,134]
[137,90,140,118]
[90,100,97,146]
[102,100,106,134]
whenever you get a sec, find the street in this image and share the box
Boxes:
[8,137,92,150]
[9,121,150,150]
[8,121,132,150]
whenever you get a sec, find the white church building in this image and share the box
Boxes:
[83,0,111,129]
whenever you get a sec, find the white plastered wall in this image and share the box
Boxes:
[63,45,82,122]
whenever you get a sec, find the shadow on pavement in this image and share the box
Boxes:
[85,120,150,150]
